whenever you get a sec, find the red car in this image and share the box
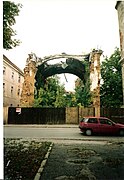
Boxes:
[79,117,124,136]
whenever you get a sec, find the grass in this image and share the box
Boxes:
[4,138,51,180]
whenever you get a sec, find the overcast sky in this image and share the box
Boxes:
[3,0,120,91]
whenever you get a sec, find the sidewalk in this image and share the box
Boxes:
[4,124,78,128]
[40,142,124,180]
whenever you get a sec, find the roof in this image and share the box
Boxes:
[3,54,24,76]
[83,116,108,119]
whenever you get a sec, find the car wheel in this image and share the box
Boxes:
[119,129,124,136]
[85,129,92,136]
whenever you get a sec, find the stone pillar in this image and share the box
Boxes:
[115,1,124,105]
[20,54,37,107]
[90,49,103,116]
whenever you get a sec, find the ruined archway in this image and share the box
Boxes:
[35,56,89,92]
[20,50,102,116]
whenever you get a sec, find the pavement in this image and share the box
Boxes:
[39,141,124,180]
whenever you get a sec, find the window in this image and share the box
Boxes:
[99,119,113,125]
[11,86,13,96]
[3,83,5,93]
[88,118,98,123]
[18,75,21,83]
[3,66,6,75]
[99,119,106,124]
[80,118,89,122]
[17,88,20,96]
[11,72,14,79]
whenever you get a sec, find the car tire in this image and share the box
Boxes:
[119,129,124,136]
[85,129,92,136]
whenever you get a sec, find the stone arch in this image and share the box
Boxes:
[20,50,102,116]
[35,57,87,92]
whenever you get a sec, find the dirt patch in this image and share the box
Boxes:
[4,138,51,180]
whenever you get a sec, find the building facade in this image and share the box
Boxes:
[3,55,24,107]
[115,1,124,105]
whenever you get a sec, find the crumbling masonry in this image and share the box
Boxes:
[20,54,37,107]
[90,50,102,116]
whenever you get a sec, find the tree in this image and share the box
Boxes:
[3,1,22,50]
[74,61,91,107]
[54,86,66,107]
[65,92,77,107]
[75,79,91,107]
[33,76,66,107]
[100,48,123,107]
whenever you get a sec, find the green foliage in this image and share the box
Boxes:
[34,76,66,107]
[3,1,22,50]
[64,92,77,107]
[54,86,66,107]
[75,79,91,107]
[75,60,91,107]
[100,48,123,107]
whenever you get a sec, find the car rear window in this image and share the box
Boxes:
[80,118,89,122]
[80,118,98,123]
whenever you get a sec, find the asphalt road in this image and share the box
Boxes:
[4,125,124,143]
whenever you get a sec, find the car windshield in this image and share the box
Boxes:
[80,118,89,122]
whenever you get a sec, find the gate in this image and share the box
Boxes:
[8,107,66,124]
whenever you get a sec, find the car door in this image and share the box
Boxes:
[99,118,114,134]
[87,118,99,133]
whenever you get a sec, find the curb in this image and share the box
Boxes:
[34,142,54,180]
[4,125,78,128]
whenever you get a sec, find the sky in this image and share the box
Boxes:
[3,0,120,91]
